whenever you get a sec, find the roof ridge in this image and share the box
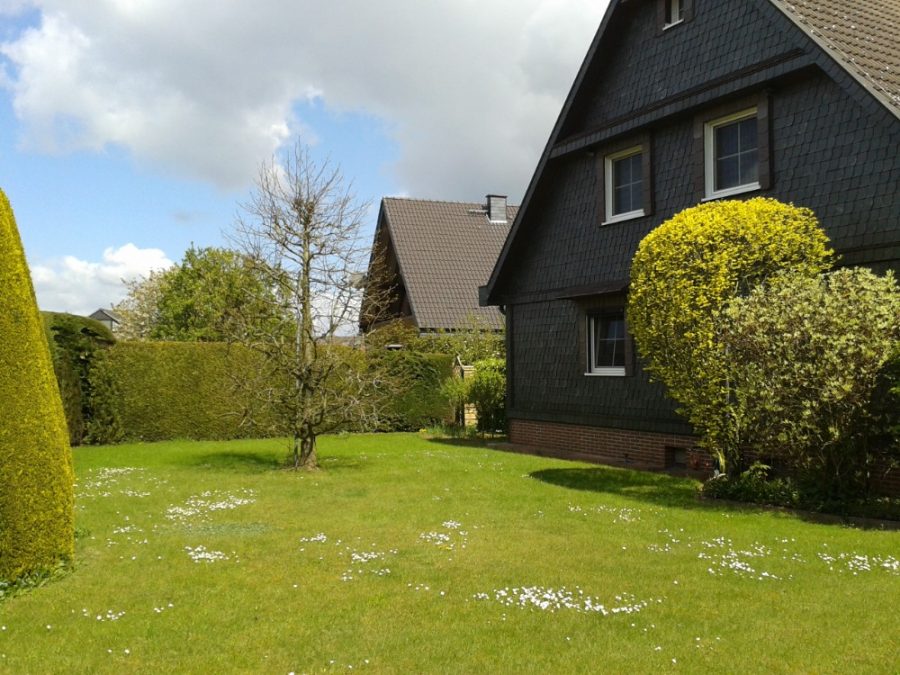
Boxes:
[383,196,520,208]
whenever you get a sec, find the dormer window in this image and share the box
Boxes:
[665,0,684,27]
[658,0,692,32]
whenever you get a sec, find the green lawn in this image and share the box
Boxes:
[1,433,898,674]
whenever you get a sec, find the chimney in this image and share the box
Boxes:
[486,194,508,224]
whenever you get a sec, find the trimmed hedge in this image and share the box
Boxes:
[87,342,281,443]
[42,312,115,445]
[86,343,455,442]
[0,190,75,581]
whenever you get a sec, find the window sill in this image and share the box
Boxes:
[662,19,684,30]
[703,182,761,202]
[601,210,645,226]
[585,368,627,377]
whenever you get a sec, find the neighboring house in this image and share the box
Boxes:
[88,308,122,333]
[360,195,517,334]
[481,0,900,471]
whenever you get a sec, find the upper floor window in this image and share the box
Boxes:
[604,146,644,224]
[587,312,627,377]
[704,108,760,199]
[664,0,684,27]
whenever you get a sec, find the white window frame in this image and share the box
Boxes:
[585,313,627,377]
[603,145,645,225]
[663,0,684,29]
[704,107,761,200]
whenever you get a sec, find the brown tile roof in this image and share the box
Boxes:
[382,197,516,331]
[772,0,900,114]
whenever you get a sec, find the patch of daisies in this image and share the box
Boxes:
[472,587,659,616]
[165,489,256,526]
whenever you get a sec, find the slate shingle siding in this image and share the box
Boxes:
[563,0,798,139]
[508,300,693,434]
[498,27,900,433]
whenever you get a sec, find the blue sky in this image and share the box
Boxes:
[0,1,608,314]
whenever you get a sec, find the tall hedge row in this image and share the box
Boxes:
[0,190,74,581]
[87,342,280,443]
[85,343,455,443]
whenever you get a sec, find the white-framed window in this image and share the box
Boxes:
[604,146,644,225]
[664,0,684,28]
[704,108,760,199]
[586,312,627,377]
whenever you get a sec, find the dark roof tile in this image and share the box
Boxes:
[383,198,516,331]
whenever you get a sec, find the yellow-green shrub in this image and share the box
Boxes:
[0,190,75,581]
[628,198,833,474]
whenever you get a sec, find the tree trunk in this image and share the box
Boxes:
[290,432,317,470]
[300,434,317,470]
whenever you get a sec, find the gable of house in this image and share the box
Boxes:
[361,197,516,333]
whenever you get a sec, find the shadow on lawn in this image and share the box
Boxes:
[529,467,719,511]
[189,452,282,473]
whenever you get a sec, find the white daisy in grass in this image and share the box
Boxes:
[473,586,658,616]
[166,489,256,525]
[184,545,229,563]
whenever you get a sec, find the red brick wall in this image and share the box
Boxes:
[509,418,898,497]
[509,418,702,471]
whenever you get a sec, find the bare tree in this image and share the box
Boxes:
[231,142,394,469]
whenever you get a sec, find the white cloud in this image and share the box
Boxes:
[1,0,609,199]
[31,243,173,315]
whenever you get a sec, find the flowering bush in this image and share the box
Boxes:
[724,268,900,500]
[628,198,833,474]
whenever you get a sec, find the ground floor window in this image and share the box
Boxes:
[587,312,627,376]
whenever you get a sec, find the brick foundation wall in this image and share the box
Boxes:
[508,418,899,497]
[509,418,706,472]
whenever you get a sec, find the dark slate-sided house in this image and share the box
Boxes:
[360,195,517,334]
[481,0,900,470]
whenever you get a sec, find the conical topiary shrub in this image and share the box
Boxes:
[0,189,74,581]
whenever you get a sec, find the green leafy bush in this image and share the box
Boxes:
[468,358,506,433]
[868,344,900,454]
[701,463,799,507]
[628,198,834,474]
[375,351,455,430]
[0,190,75,581]
[724,268,900,500]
